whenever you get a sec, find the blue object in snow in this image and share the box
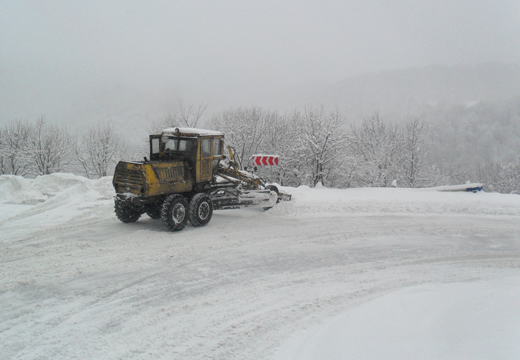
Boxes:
[466,186,483,193]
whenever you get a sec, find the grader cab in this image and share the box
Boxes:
[112,127,290,232]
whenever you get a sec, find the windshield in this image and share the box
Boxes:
[162,136,194,153]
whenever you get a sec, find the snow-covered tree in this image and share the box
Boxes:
[210,106,347,187]
[77,123,127,178]
[0,119,32,175]
[349,114,401,187]
[208,107,267,168]
[475,158,520,194]
[28,117,75,175]
[296,106,347,187]
[251,111,303,186]
[400,119,430,187]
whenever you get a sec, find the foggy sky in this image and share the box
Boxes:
[1,0,519,127]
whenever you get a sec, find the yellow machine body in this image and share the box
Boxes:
[113,161,193,197]
[113,128,225,201]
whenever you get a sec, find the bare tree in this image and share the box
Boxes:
[176,98,208,128]
[77,123,127,178]
[401,119,430,187]
[0,128,4,175]
[255,111,300,186]
[209,107,266,168]
[474,158,520,194]
[208,106,347,187]
[0,119,33,175]
[148,98,209,134]
[350,113,401,187]
[28,116,75,175]
[298,106,347,187]
[0,127,6,175]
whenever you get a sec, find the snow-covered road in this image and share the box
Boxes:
[1,174,519,359]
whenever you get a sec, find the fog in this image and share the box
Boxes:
[1,0,520,127]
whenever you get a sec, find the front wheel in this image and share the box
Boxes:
[188,193,213,227]
[263,185,280,211]
[161,195,189,231]
[114,198,143,223]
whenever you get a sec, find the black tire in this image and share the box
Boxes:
[266,185,279,197]
[263,185,280,211]
[188,193,213,227]
[114,198,143,223]
[145,204,162,219]
[161,194,189,231]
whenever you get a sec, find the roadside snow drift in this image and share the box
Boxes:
[1,174,519,360]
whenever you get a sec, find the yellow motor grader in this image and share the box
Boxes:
[112,127,290,231]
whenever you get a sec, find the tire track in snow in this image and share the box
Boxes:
[2,195,520,359]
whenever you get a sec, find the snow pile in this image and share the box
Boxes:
[0,173,114,205]
[0,173,114,230]
[0,175,47,204]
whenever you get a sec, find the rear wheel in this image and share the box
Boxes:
[188,193,213,227]
[161,195,188,231]
[114,198,143,223]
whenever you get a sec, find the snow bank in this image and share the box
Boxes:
[2,174,519,226]
[272,185,520,217]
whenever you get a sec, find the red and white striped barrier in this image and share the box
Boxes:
[251,155,279,166]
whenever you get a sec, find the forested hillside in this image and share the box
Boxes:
[279,63,520,118]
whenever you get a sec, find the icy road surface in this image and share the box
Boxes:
[1,174,519,359]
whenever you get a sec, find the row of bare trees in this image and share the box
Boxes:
[208,108,430,188]
[0,117,126,178]
[208,106,519,193]
[2,105,518,193]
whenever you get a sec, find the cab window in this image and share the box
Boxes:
[213,138,222,156]
[179,139,192,152]
[201,138,211,157]
[164,138,177,151]
[152,138,160,154]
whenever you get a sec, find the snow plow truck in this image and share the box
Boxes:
[112,127,291,231]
